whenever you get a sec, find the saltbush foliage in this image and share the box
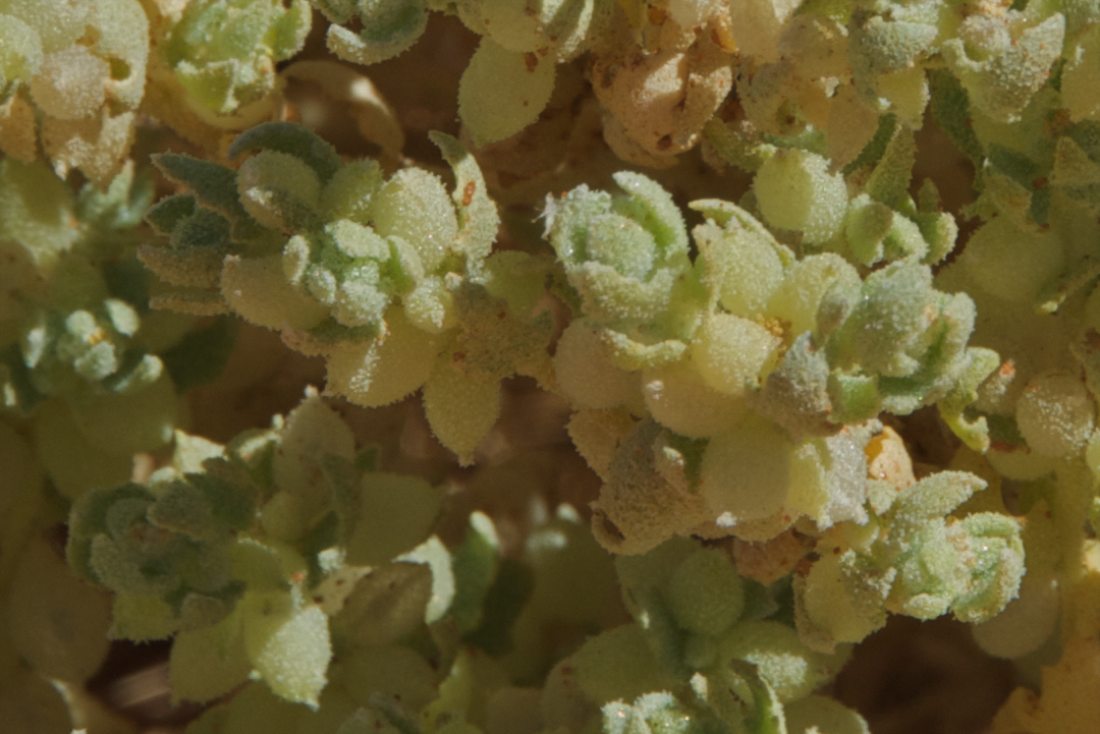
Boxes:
[3,1,1100,732]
